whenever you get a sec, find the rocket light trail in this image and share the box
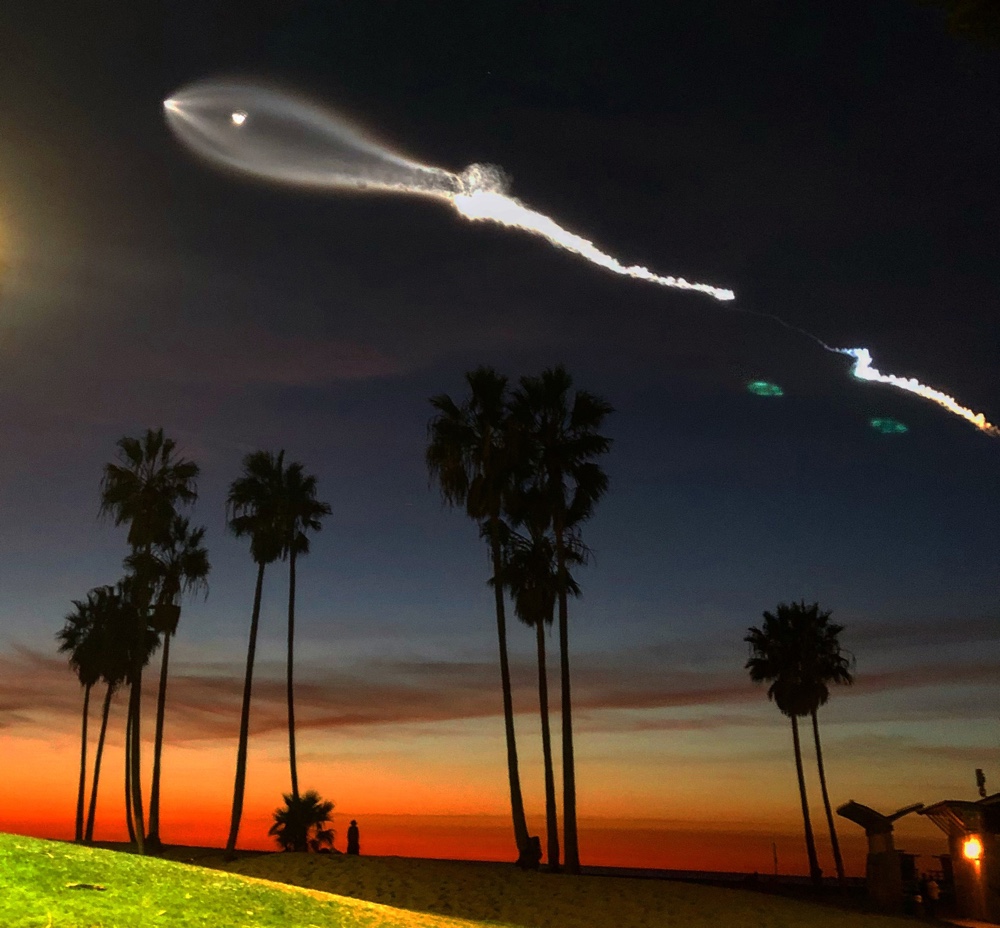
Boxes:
[163,80,998,438]
[162,80,734,302]
[834,347,999,437]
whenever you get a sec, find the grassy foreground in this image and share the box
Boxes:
[0,833,485,928]
[2,832,920,928]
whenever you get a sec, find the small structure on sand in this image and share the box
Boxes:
[836,799,923,912]
[921,792,1000,924]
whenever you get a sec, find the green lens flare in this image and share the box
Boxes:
[747,381,783,397]
[870,417,908,434]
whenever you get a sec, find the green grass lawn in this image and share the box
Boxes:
[0,833,482,928]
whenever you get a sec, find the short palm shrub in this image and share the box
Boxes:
[268,790,335,852]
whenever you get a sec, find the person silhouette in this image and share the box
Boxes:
[347,819,360,855]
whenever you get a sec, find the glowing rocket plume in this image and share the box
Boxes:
[162,81,998,436]
[453,188,733,300]
[836,347,999,437]
[162,80,734,302]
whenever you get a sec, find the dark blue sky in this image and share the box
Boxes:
[1,0,998,861]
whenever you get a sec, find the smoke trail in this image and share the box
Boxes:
[163,80,734,301]
[833,347,999,437]
[452,183,732,300]
[163,80,998,436]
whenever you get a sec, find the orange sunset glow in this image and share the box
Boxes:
[0,641,976,875]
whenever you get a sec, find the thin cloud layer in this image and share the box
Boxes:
[4,641,996,743]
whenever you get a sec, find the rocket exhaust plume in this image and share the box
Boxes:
[164,80,997,437]
[162,80,735,301]
[834,347,999,437]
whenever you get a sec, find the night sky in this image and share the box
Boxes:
[1,2,998,872]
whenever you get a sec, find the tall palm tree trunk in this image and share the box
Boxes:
[811,709,845,886]
[536,618,559,870]
[86,683,114,842]
[128,569,150,855]
[127,677,146,852]
[554,530,580,873]
[124,704,136,844]
[226,562,266,860]
[147,629,173,850]
[489,522,530,860]
[791,715,822,886]
[75,683,92,842]
[287,550,299,801]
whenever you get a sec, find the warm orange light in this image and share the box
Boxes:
[963,836,983,861]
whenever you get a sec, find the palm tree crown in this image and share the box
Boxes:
[268,790,335,853]
[427,366,516,524]
[745,601,852,717]
[99,429,199,550]
[278,462,331,561]
[57,592,108,691]
[510,365,613,534]
[227,450,287,566]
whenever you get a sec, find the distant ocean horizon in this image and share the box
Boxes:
[3,811,948,878]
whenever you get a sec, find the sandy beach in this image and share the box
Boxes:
[124,846,910,928]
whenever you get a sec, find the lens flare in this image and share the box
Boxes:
[746,380,783,396]
[870,417,908,434]
[163,79,734,301]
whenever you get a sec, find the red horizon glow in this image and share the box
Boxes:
[0,645,974,879]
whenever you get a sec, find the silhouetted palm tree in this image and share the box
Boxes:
[225,450,285,859]
[427,367,531,862]
[745,601,832,887]
[277,461,331,802]
[802,605,854,886]
[268,790,335,852]
[426,367,531,861]
[510,366,612,874]
[84,583,136,844]
[128,515,210,850]
[56,591,105,842]
[99,428,199,854]
[496,513,585,872]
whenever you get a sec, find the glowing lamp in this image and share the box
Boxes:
[963,836,983,861]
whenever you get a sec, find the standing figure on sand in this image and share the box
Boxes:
[347,819,360,855]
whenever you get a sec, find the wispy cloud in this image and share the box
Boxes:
[850,613,1000,650]
[4,642,996,743]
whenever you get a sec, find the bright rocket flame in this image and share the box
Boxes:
[837,347,999,437]
[453,189,734,300]
[162,80,734,302]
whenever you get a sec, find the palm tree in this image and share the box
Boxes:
[277,461,331,802]
[99,428,199,855]
[56,591,105,842]
[84,581,150,844]
[803,605,854,886]
[225,450,286,859]
[268,790,335,852]
[427,367,531,862]
[745,602,829,887]
[496,514,585,872]
[510,366,612,874]
[128,516,210,850]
